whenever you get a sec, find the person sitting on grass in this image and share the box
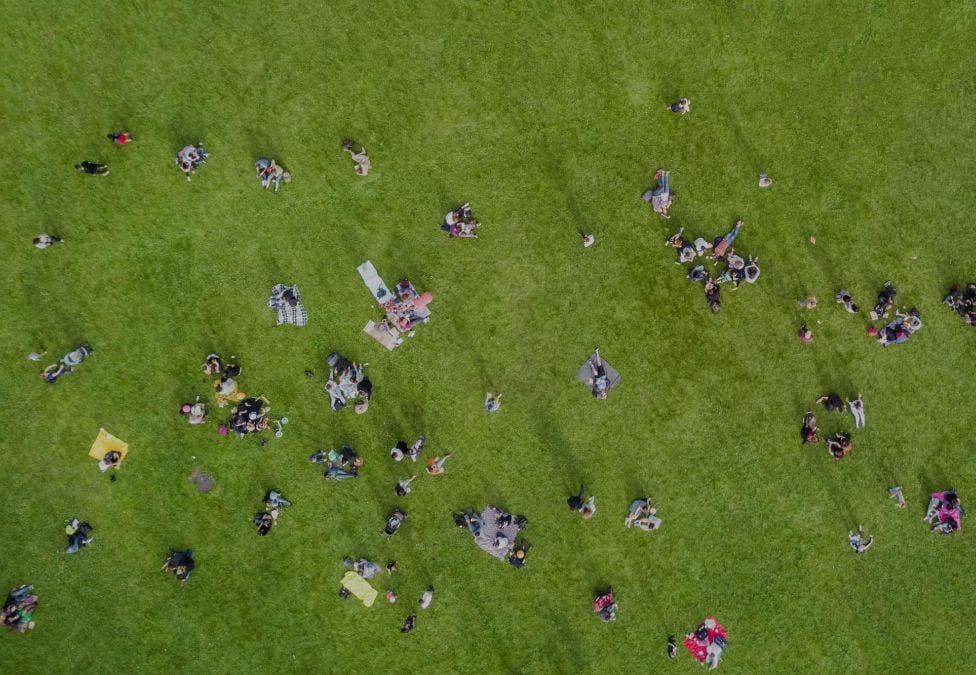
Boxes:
[567,485,596,519]
[425,454,452,475]
[180,401,207,425]
[484,392,502,413]
[176,144,208,181]
[443,203,479,238]
[924,490,965,534]
[342,141,371,176]
[33,234,63,249]
[944,283,976,326]
[344,557,381,580]
[665,227,697,264]
[667,97,690,114]
[395,475,417,497]
[592,588,617,622]
[265,490,292,510]
[98,450,122,473]
[161,550,195,586]
[255,158,291,192]
[75,161,110,176]
[508,543,530,568]
[642,169,673,218]
[64,518,93,554]
[800,412,819,444]
[825,432,852,460]
[869,281,897,320]
[624,498,662,531]
[202,353,223,376]
[848,526,873,553]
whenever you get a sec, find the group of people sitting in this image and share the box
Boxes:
[64,518,94,554]
[381,279,433,333]
[254,490,292,536]
[924,490,965,535]
[310,444,363,480]
[624,497,662,531]
[567,485,597,518]
[943,282,976,327]
[592,588,617,622]
[2,585,37,633]
[454,505,530,568]
[441,202,480,238]
[665,220,760,313]
[203,353,245,407]
[254,158,291,192]
[800,393,864,460]
[176,144,209,181]
[41,343,93,384]
[324,351,372,413]
[160,550,195,586]
[684,616,728,670]
[228,395,272,437]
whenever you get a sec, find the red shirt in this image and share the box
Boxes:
[117,133,130,145]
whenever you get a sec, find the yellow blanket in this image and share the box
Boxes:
[341,571,378,607]
[89,428,129,465]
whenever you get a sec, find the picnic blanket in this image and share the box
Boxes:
[575,354,622,391]
[364,320,400,351]
[88,428,129,464]
[268,284,308,326]
[341,571,378,607]
[357,261,393,303]
[473,505,522,561]
[684,617,727,662]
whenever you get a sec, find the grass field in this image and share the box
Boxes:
[2,1,975,672]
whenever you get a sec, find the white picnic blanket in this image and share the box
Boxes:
[357,261,393,303]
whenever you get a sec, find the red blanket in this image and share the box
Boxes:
[684,617,727,662]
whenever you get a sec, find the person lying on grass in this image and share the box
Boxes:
[342,140,371,176]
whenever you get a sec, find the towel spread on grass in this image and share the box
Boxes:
[341,571,378,607]
[575,355,622,391]
[88,428,129,464]
[357,261,393,303]
[268,284,308,326]
[472,505,522,561]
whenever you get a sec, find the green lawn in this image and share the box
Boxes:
[2,1,975,672]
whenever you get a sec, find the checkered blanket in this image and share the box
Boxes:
[268,284,308,326]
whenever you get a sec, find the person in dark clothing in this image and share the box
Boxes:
[567,485,586,511]
[161,550,195,586]
[64,519,93,554]
[800,413,819,444]
[254,511,274,536]
[75,161,110,176]
[816,394,845,412]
